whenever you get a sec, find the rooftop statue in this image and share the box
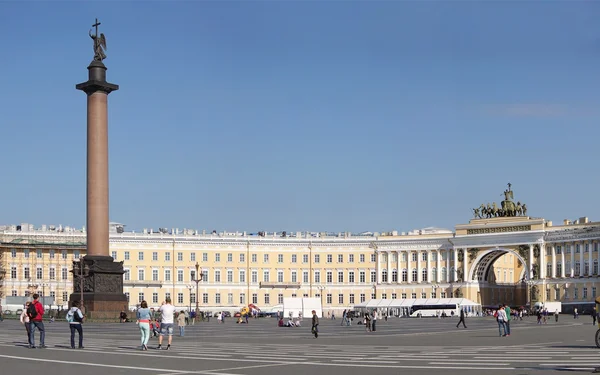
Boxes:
[89,18,107,61]
[473,183,529,218]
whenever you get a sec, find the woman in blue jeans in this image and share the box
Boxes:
[136,300,151,351]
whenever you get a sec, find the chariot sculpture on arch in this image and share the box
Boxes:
[472,183,529,218]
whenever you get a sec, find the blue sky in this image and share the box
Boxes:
[1,1,599,234]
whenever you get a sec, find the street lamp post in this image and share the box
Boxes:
[193,262,203,318]
[73,261,90,314]
[186,284,193,313]
[317,286,325,318]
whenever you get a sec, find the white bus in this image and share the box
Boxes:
[409,303,460,317]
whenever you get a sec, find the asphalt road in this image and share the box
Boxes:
[0,315,598,374]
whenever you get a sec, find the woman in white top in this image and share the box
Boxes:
[20,302,32,347]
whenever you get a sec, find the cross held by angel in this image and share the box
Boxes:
[90,18,107,61]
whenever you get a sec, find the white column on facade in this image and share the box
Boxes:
[396,251,401,283]
[387,251,392,284]
[570,243,575,277]
[436,249,441,283]
[528,244,534,279]
[417,251,422,283]
[588,241,593,276]
[406,251,412,284]
[560,244,566,278]
[540,243,546,279]
[579,242,584,277]
[376,251,382,284]
[551,244,556,278]
[446,250,451,283]
[462,248,468,282]
[453,248,458,282]
[426,250,431,283]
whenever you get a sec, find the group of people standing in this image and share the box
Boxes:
[494,304,512,337]
[19,293,85,349]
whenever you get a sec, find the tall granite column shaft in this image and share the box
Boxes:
[73,60,126,319]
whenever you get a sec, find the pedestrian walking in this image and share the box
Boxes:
[28,293,46,348]
[136,300,151,350]
[554,309,559,322]
[456,309,467,328]
[20,302,32,347]
[177,311,186,336]
[372,310,378,332]
[157,297,175,350]
[504,305,511,335]
[496,305,508,337]
[311,310,319,338]
[67,300,85,349]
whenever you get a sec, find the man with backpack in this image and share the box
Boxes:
[28,294,46,348]
[67,301,85,349]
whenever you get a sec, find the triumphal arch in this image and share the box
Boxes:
[374,183,600,313]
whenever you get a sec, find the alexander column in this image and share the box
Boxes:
[70,19,127,319]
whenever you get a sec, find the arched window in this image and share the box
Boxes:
[503,270,507,282]
[449,267,455,282]
[441,267,447,281]
[431,267,437,281]
[392,269,398,282]
[411,268,418,282]
[382,269,388,283]
[402,269,408,282]
[422,268,428,282]
[584,261,590,275]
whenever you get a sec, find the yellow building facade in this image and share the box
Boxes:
[2,213,600,315]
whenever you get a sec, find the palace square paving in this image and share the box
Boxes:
[0,316,598,375]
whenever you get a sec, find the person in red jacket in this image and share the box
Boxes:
[28,294,46,349]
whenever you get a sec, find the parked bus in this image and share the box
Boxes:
[409,303,460,317]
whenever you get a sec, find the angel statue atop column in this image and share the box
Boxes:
[89,19,107,61]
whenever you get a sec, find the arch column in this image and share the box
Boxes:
[462,248,468,282]
[452,249,458,282]
[588,241,593,276]
[560,245,566,278]
[406,251,411,284]
[426,250,431,283]
[579,242,584,276]
[386,251,392,283]
[540,244,546,279]
[528,244,534,279]
[376,251,382,284]
[417,251,422,283]
[435,250,441,283]
[551,244,556,278]
[569,243,575,277]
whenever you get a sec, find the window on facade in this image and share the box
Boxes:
[277,254,283,263]
[575,262,581,276]
[291,271,297,283]
[314,271,320,283]
[164,269,171,282]
[338,294,344,304]
[190,252,196,262]
[153,269,159,281]
[49,268,55,280]
[264,293,270,305]
[240,293,246,304]
[360,293,366,302]
[422,269,427,281]
[177,252,183,261]
[349,254,354,263]
[359,271,365,283]
[251,271,257,283]
[215,293,221,304]
[138,252,144,261]
[138,269,145,281]
[422,252,427,261]
[239,253,245,263]
[177,270,184,282]
[36,249,42,259]
[215,270,221,282]
[227,270,233,283]
[412,269,418,282]
[124,251,130,261]
[574,288,579,299]
[349,271,355,283]
[263,254,269,263]
[431,268,437,281]
[359,254,365,263]
[381,269,387,282]
[11,267,17,279]
[326,294,332,304]
[124,269,130,281]
[303,271,309,283]
[202,253,208,262]
[401,269,407,282]
[593,287,597,298]
[251,254,257,263]
[263,270,269,282]
[371,254,376,262]
[11,249,16,258]
[215,253,221,262]
[370,271,376,283]
[338,254,343,263]
[431,252,437,261]
[239,270,246,283]
[227,253,233,262]
[153,292,159,304]
[278,271,284,283]
[583,287,588,299]
[441,267,447,281]
[203,293,209,304]
[23,267,30,280]
[228,293,233,304]
[576,244,580,253]
[326,271,332,283]
[36,267,43,279]
[165,252,171,261]
[303,254,308,263]
[594,260,598,275]
[138,292,145,303]
[24,249,30,258]
[252,293,258,304]
[327,254,332,263]
[314,254,320,263]
[278,293,284,304]
[338,271,344,283]
[291,254,297,263]
[555,288,560,300]
[381,293,387,299]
